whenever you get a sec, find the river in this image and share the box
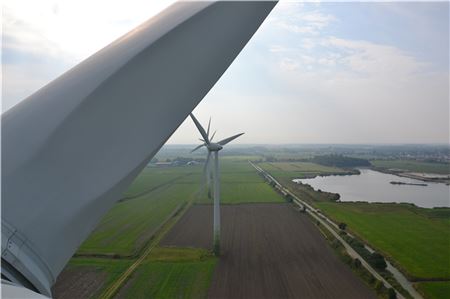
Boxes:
[294,169,450,208]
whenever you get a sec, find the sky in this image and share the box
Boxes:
[2,1,449,144]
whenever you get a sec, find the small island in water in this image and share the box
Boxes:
[390,181,427,187]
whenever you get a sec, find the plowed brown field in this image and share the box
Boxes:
[161,203,376,299]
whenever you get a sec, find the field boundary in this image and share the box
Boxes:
[98,199,195,299]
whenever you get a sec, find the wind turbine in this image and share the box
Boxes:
[190,113,244,255]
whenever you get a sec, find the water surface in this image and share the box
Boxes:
[294,169,450,208]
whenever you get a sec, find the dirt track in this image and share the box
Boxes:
[161,203,376,299]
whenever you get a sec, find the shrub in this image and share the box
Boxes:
[374,280,384,293]
[388,288,396,299]
[338,222,347,230]
[368,252,387,271]
[353,258,362,269]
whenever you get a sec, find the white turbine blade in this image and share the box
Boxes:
[190,113,209,144]
[206,117,211,139]
[210,130,217,141]
[191,144,205,153]
[1,1,276,295]
[217,133,245,146]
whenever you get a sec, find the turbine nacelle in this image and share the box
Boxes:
[207,143,223,152]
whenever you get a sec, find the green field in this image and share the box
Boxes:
[78,160,283,256]
[259,161,347,178]
[195,161,284,204]
[416,282,450,299]
[372,160,450,175]
[56,258,133,299]
[116,247,216,299]
[123,165,202,198]
[78,183,198,256]
[315,202,450,280]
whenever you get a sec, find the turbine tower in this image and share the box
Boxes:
[190,113,244,255]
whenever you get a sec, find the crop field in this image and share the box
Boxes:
[162,204,376,299]
[123,165,202,198]
[77,160,284,255]
[53,258,132,299]
[195,161,284,204]
[115,247,216,299]
[415,282,450,299]
[371,160,450,175]
[315,202,450,281]
[259,161,346,178]
[78,183,198,256]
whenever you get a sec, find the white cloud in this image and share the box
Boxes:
[324,37,428,77]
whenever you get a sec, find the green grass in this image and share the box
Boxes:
[123,165,202,198]
[148,247,212,262]
[315,202,450,280]
[118,247,217,299]
[416,281,450,299]
[259,161,347,178]
[78,183,198,256]
[372,160,450,175]
[195,161,285,204]
[64,258,133,299]
[79,160,284,256]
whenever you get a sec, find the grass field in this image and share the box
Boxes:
[315,202,450,281]
[371,160,450,175]
[123,165,202,198]
[195,161,284,204]
[53,258,133,299]
[78,183,198,256]
[259,161,347,178]
[415,282,450,299]
[115,247,216,299]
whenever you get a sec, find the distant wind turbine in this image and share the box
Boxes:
[190,113,244,255]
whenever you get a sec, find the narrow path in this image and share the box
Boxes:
[119,172,193,201]
[249,161,420,299]
[99,201,194,299]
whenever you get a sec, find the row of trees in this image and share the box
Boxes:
[312,154,371,168]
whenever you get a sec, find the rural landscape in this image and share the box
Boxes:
[53,144,450,299]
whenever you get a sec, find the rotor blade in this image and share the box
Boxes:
[210,130,217,141]
[217,133,245,146]
[1,2,276,295]
[190,113,209,144]
[206,117,211,138]
[191,144,205,153]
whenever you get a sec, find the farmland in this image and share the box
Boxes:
[115,247,216,299]
[53,148,450,299]
[54,159,287,298]
[78,183,198,256]
[195,160,284,204]
[371,160,450,175]
[259,161,352,181]
[53,258,133,299]
[415,282,450,299]
[162,204,376,299]
[315,202,450,280]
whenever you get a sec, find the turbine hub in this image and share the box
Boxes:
[207,143,223,152]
